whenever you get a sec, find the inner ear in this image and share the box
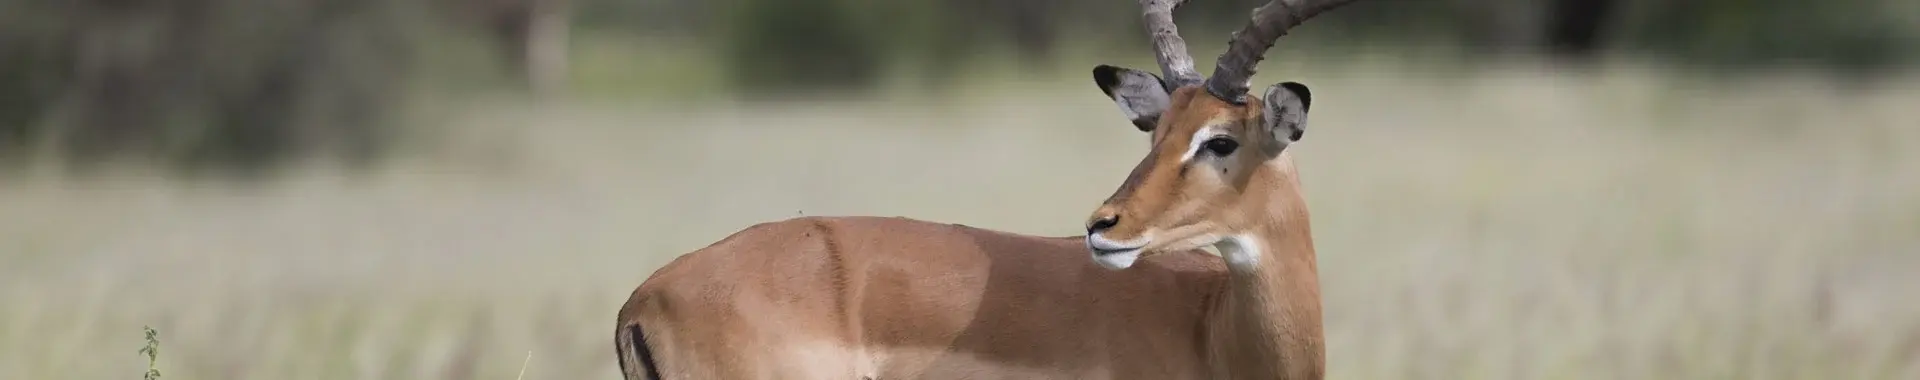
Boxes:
[1260,81,1311,146]
[1093,65,1171,132]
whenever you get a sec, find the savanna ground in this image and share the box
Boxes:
[3,52,1919,379]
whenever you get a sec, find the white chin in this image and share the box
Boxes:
[1091,249,1143,270]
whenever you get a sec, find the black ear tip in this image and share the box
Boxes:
[1093,65,1121,96]
[1279,82,1312,112]
[1131,120,1156,132]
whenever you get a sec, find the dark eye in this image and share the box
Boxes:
[1203,136,1238,156]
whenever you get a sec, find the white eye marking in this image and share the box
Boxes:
[1179,127,1220,163]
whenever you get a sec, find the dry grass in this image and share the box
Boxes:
[2,59,1918,379]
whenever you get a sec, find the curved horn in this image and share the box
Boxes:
[1137,0,1203,87]
[1203,0,1361,103]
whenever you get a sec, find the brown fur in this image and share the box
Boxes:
[614,84,1325,379]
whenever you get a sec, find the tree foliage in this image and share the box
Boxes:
[0,0,1913,172]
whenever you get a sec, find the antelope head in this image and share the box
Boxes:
[1084,0,1356,270]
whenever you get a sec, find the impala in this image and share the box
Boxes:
[615,0,1359,378]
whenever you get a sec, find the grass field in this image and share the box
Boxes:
[3,59,1918,379]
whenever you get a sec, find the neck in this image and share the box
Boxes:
[1205,155,1325,379]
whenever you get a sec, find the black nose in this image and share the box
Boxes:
[1087,215,1120,234]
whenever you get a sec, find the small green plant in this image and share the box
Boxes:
[139,326,161,380]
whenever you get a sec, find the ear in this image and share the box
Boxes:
[1260,81,1312,149]
[1092,65,1171,132]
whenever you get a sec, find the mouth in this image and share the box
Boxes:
[1085,233,1149,254]
[1089,246,1143,256]
[1085,233,1150,269]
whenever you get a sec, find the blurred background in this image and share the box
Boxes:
[2,0,1918,378]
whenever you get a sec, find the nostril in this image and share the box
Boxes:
[1087,215,1120,234]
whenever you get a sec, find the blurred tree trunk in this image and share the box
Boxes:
[446,0,570,96]
[525,0,570,96]
[1000,0,1058,65]
[1454,0,1542,55]
[1543,0,1616,61]
[1455,0,1618,61]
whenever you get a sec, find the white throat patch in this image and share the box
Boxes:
[1090,249,1143,270]
[1215,234,1262,270]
